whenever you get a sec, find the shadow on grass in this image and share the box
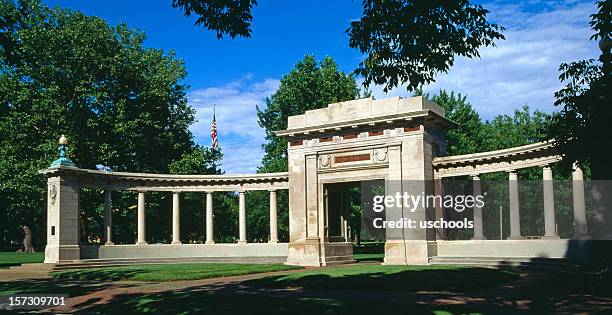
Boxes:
[246,266,518,292]
[79,266,612,314]
[82,287,484,314]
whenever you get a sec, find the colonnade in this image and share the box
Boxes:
[468,164,588,240]
[102,190,280,245]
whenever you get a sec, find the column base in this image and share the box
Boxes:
[285,239,354,266]
[383,240,429,265]
[471,236,486,240]
[237,240,247,245]
[205,240,215,244]
[268,240,278,244]
[171,241,182,245]
[44,245,80,263]
[542,235,560,239]
[572,234,591,240]
[507,236,524,240]
[104,241,115,246]
[136,241,148,245]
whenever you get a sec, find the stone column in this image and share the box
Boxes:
[172,191,181,245]
[472,175,485,240]
[434,178,445,240]
[508,171,523,240]
[269,190,278,243]
[572,163,588,238]
[205,192,214,244]
[103,190,113,245]
[238,191,246,244]
[543,167,559,238]
[137,191,147,245]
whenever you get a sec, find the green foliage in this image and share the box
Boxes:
[482,106,550,152]
[256,55,361,173]
[549,0,610,178]
[175,1,504,95]
[348,0,504,92]
[418,90,550,157]
[247,55,361,242]
[0,0,222,248]
[417,89,485,156]
[169,147,223,175]
[171,0,257,39]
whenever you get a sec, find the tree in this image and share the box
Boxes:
[482,106,550,153]
[247,55,361,242]
[348,0,505,92]
[417,89,485,155]
[171,1,503,92]
[549,1,612,239]
[0,0,216,248]
[256,55,361,173]
[549,0,611,179]
[171,0,257,39]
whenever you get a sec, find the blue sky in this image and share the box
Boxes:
[45,0,600,174]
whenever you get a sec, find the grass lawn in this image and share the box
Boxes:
[0,252,44,268]
[353,253,384,262]
[247,264,518,292]
[52,263,303,282]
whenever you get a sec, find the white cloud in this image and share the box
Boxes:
[369,1,599,120]
[188,77,280,174]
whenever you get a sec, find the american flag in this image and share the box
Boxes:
[211,106,218,149]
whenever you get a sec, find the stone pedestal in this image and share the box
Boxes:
[44,175,80,263]
[286,239,354,266]
[383,240,430,265]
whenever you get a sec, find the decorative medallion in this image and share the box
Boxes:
[319,155,331,168]
[374,148,389,163]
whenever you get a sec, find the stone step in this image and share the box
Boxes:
[50,256,288,270]
[7,256,288,272]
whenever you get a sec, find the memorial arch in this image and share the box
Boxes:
[41,96,594,267]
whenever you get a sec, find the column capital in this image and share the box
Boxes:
[471,174,481,180]
[268,189,277,193]
[172,190,182,195]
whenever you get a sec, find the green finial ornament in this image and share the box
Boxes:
[50,135,76,167]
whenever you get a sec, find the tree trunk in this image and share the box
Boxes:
[20,225,35,253]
